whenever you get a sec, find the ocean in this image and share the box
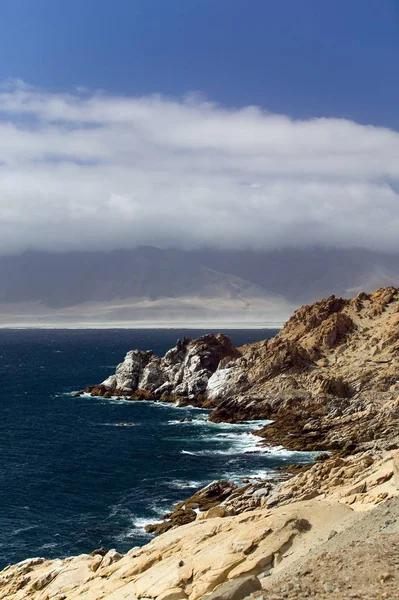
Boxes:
[0,328,312,569]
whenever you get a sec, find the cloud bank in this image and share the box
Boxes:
[1,79,399,254]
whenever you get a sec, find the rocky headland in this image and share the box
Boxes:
[81,332,240,404]
[82,285,399,455]
[2,287,399,599]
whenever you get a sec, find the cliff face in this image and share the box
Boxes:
[207,287,399,454]
[211,286,399,403]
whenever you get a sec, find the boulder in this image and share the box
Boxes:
[100,549,123,568]
[198,505,227,520]
[202,575,262,600]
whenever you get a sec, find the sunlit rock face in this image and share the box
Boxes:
[87,333,240,402]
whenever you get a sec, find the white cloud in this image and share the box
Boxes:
[0,81,399,254]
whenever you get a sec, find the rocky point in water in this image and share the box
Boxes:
[83,286,399,457]
[82,333,239,405]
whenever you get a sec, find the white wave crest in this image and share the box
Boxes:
[97,422,136,427]
[169,479,203,489]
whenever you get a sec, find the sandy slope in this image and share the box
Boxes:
[257,497,399,600]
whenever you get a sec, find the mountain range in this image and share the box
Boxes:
[0,246,398,327]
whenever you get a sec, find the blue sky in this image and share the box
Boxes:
[0,0,398,127]
[0,1,399,255]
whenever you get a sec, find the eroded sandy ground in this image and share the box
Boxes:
[252,497,399,600]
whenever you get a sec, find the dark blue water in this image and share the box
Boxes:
[0,328,311,569]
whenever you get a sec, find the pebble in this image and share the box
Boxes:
[328,530,337,540]
[379,571,394,582]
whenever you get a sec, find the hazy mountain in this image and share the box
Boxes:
[0,246,398,327]
[190,247,399,303]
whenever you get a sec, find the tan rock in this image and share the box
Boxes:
[0,501,354,600]
[100,549,122,568]
[203,505,227,519]
[30,567,62,591]
[393,451,399,490]
[89,555,102,573]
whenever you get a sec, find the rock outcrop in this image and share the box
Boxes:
[145,481,238,535]
[210,287,399,407]
[83,333,240,403]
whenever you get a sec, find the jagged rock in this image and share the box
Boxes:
[207,367,240,401]
[83,333,240,402]
[139,357,166,391]
[101,349,154,393]
[145,480,238,535]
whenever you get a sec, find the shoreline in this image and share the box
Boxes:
[1,448,397,600]
[2,287,399,599]
[73,392,313,546]
[76,393,313,539]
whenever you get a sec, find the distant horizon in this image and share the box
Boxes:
[0,321,283,331]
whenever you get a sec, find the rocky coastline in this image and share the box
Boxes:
[2,287,399,599]
[80,285,399,457]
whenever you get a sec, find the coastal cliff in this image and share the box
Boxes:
[84,286,399,455]
[3,287,399,600]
